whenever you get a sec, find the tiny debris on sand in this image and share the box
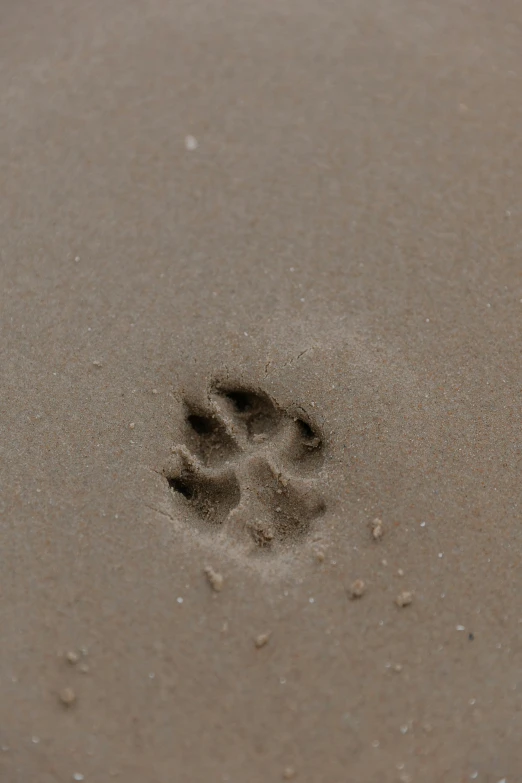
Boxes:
[395,591,413,608]
[314,548,325,562]
[255,633,271,648]
[371,518,384,541]
[204,566,224,592]
[129,422,135,429]
[59,687,76,706]
[283,767,296,780]
[349,579,366,599]
[65,651,79,665]
[92,360,102,368]
[185,134,198,151]
[250,523,274,548]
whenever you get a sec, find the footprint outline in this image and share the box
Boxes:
[164,383,326,553]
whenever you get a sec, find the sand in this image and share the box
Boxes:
[1,1,521,781]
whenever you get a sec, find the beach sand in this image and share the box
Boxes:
[1,1,521,780]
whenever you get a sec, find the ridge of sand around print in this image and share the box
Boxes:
[144,319,432,573]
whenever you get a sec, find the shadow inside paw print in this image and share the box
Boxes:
[164,383,325,553]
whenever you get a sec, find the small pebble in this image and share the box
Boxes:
[397,568,405,577]
[371,518,384,541]
[255,633,271,649]
[185,135,198,151]
[314,549,325,563]
[59,687,76,707]
[349,579,366,599]
[204,566,224,593]
[73,775,84,782]
[283,767,296,780]
[129,423,135,430]
[92,360,102,368]
[395,591,413,608]
[65,651,79,665]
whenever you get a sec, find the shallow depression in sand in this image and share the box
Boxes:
[163,382,326,556]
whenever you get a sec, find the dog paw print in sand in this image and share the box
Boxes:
[163,384,325,554]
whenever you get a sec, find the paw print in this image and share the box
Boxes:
[164,383,325,553]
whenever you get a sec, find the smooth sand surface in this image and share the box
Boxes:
[1,1,521,781]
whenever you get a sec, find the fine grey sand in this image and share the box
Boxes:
[1,1,521,781]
